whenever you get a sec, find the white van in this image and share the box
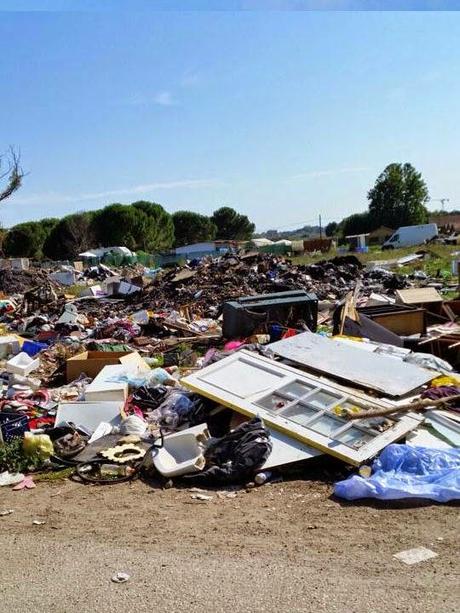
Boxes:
[382,223,438,250]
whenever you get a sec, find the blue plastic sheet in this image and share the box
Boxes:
[334,444,460,503]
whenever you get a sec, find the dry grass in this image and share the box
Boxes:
[292,243,460,276]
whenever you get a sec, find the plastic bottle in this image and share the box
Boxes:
[254,471,272,485]
[99,464,136,478]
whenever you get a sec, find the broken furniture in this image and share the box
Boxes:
[222,290,318,338]
[181,350,423,466]
[151,423,209,477]
[357,303,426,336]
[334,307,404,347]
[395,287,445,324]
[261,428,322,469]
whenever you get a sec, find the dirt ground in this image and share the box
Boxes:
[1,466,458,613]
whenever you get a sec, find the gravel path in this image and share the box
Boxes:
[0,477,458,612]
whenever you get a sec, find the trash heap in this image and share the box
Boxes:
[0,250,459,503]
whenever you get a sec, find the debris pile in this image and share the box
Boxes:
[0,249,459,504]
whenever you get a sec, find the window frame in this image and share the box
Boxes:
[182,350,423,466]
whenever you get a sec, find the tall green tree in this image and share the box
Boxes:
[325,221,338,237]
[340,212,373,237]
[211,206,255,240]
[92,201,174,252]
[131,201,175,251]
[43,212,96,260]
[4,218,58,258]
[172,211,216,247]
[368,163,429,228]
[92,204,140,251]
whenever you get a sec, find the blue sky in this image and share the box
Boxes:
[1,8,460,231]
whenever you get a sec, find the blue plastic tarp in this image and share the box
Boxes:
[334,444,460,503]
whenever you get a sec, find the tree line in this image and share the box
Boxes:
[0,152,434,259]
[1,203,255,260]
[325,163,430,238]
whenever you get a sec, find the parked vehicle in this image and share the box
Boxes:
[382,223,438,250]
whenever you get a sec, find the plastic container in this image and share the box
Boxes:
[0,412,29,443]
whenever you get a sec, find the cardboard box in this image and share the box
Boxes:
[66,350,149,382]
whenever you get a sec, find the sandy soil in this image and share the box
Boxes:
[0,469,458,613]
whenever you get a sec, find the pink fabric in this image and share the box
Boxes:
[13,476,36,490]
[224,340,245,351]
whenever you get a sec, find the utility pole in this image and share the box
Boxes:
[319,214,322,239]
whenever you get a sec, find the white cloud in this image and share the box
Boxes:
[290,167,368,180]
[10,178,221,206]
[125,90,177,107]
[152,90,176,106]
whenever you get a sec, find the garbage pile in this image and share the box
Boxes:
[0,250,459,503]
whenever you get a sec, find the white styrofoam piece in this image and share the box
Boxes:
[6,352,40,376]
[55,401,124,433]
[84,364,132,402]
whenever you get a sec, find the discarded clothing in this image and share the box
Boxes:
[421,386,460,409]
[184,417,272,485]
[334,444,460,503]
